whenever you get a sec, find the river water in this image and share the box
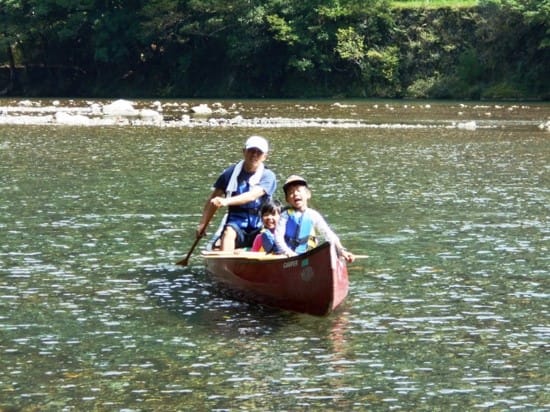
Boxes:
[0,99,548,411]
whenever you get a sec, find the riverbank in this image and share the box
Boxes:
[1,98,549,131]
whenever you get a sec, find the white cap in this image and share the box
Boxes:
[245,135,269,153]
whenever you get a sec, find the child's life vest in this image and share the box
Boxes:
[284,209,318,254]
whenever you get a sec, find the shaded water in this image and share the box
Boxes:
[0,100,548,411]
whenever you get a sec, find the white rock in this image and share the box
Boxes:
[332,102,356,108]
[230,115,243,125]
[139,109,163,123]
[457,121,477,130]
[191,104,212,115]
[55,112,91,125]
[538,121,550,131]
[90,103,102,116]
[103,99,139,117]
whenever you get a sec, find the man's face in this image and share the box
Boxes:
[243,148,267,170]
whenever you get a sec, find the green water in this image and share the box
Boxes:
[0,101,548,411]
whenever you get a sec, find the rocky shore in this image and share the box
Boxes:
[1,98,549,131]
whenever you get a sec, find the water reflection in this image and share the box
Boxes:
[145,266,295,337]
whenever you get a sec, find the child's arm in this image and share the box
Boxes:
[310,209,355,262]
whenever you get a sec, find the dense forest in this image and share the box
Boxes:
[0,0,548,99]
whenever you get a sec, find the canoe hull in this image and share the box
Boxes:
[203,242,349,316]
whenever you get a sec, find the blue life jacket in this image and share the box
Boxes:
[226,171,268,232]
[284,209,318,253]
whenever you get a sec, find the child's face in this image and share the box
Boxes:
[285,184,310,211]
[262,211,279,230]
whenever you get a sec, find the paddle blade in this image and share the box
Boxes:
[175,256,190,266]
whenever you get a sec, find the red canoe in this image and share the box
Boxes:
[201,242,349,316]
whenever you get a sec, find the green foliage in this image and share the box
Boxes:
[405,74,441,98]
[392,0,478,8]
[266,14,299,44]
[456,48,483,84]
[479,0,550,50]
[364,46,401,96]
[0,0,547,99]
[482,81,526,99]
[335,27,366,64]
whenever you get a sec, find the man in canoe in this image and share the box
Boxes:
[275,175,355,263]
[196,135,277,251]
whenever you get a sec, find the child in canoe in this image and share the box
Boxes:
[275,175,355,263]
[251,200,284,254]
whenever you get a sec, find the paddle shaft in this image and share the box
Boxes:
[176,212,215,266]
[176,235,202,266]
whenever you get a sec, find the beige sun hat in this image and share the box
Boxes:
[283,175,308,194]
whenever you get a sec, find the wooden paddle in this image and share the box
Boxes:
[176,214,214,266]
[176,235,202,266]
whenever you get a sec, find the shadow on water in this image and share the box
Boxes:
[142,264,302,338]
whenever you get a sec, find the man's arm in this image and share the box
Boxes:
[210,185,265,208]
[197,187,225,238]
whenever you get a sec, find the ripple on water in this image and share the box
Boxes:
[0,103,548,411]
